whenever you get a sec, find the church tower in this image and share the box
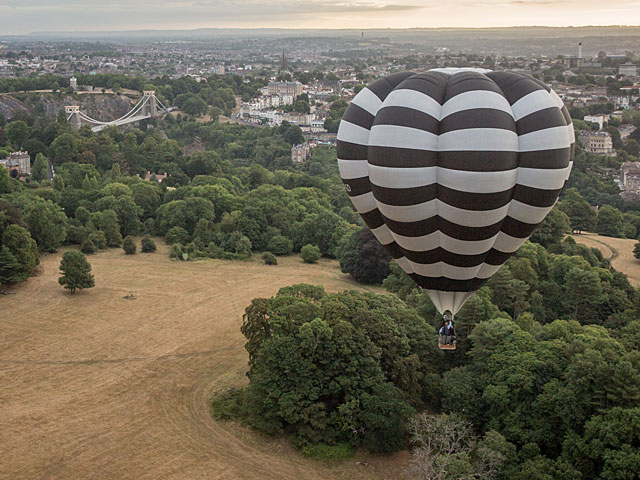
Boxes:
[280,50,287,74]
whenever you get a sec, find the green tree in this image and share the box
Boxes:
[223,231,252,257]
[281,122,304,145]
[5,120,29,149]
[301,244,321,263]
[89,231,107,250]
[237,287,436,453]
[337,227,390,284]
[96,194,143,237]
[634,242,640,260]
[53,174,64,191]
[0,224,37,284]
[487,266,530,317]
[182,95,208,116]
[0,246,25,285]
[31,153,49,182]
[571,407,640,479]
[294,99,310,113]
[529,207,570,247]
[324,100,348,133]
[131,182,161,219]
[294,210,350,257]
[98,209,123,247]
[49,133,78,165]
[564,267,605,321]
[165,226,190,245]
[21,196,68,252]
[80,237,97,255]
[185,151,227,178]
[624,139,640,157]
[0,166,12,194]
[58,250,95,294]
[596,205,624,237]
[559,188,596,233]
[267,235,293,256]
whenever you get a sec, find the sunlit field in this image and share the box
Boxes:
[0,243,405,480]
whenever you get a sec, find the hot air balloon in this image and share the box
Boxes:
[336,69,574,349]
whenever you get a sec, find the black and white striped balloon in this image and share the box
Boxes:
[336,68,574,314]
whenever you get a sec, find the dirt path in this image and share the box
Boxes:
[571,232,640,286]
[0,245,405,480]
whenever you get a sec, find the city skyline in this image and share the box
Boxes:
[0,0,640,35]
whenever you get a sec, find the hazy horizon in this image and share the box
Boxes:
[1,0,640,36]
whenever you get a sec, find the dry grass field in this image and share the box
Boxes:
[0,243,408,480]
[570,232,640,287]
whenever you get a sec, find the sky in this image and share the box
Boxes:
[0,0,639,35]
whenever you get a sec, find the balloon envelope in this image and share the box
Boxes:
[337,69,574,314]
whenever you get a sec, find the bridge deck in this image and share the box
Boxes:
[91,114,152,132]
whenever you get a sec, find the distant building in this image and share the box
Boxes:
[310,119,326,133]
[69,75,77,90]
[267,81,304,97]
[188,74,206,83]
[565,57,583,69]
[283,112,313,126]
[0,151,31,177]
[291,143,311,163]
[318,78,341,93]
[584,114,606,130]
[619,63,637,77]
[621,162,640,200]
[136,171,168,183]
[578,131,616,155]
[211,64,225,75]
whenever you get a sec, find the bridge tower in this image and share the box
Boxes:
[141,91,158,117]
[65,106,82,130]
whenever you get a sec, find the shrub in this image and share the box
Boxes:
[211,388,247,421]
[141,236,156,253]
[123,236,137,255]
[222,231,252,259]
[89,231,107,250]
[66,224,88,245]
[267,235,293,256]
[165,226,190,245]
[143,217,156,235]
[182,242,198,260]
[301,244,321,264]
[301,443,353,461]
[206,242,224,258]
[262,252,278,265]
[169,243,183,260]
[80,238,97,255]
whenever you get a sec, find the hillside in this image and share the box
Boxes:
[0,91,134,121]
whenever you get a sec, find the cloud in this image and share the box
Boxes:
[0,0,637,33]
[189,1,423,13]
[509,0,567,4]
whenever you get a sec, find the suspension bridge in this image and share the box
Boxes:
[65,91,175,132]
